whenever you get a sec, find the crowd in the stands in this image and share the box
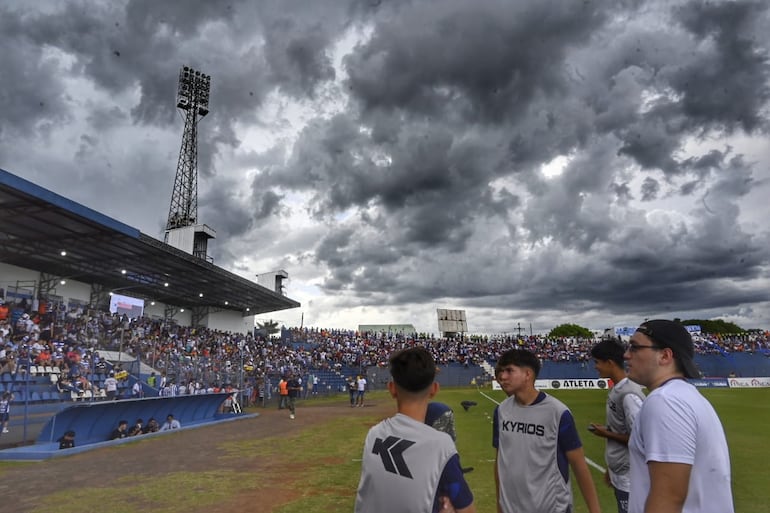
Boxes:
[1,296,769,392]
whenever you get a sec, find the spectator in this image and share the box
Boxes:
[128,419,144,436]
[103,371,118,400]
[0,391,12,434]
[131,380,143,398]
[143,417,160,434]
[109,420,128,440]
[58,430,76,449]
[160,414,181,431]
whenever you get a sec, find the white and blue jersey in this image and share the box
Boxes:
[493,392,582,513]
[355,413,473,513]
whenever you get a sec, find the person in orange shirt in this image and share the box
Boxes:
[0,301,9,321]
[278,377,289,409]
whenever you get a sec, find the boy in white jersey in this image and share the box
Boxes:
[625,320,733,513]
[355,347,475,513]
[493,349,601,513]
[589,338,645,513]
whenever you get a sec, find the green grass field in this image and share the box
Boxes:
[277,386,770,513]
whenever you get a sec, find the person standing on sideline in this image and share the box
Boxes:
[348,376,357,407]
[286,373,301,419]
[354,347,475,513]
[625,320,734,513]
[356,374,367,407]
[278,376,289,409]
[589,339,645,513]
[0,392,13,434]
[494,348,601,513]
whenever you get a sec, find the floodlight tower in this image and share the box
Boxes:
[164,66,216,262]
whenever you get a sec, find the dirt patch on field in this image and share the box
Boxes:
[0,400,394,513]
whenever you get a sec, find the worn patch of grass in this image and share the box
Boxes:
[31,470,258,513]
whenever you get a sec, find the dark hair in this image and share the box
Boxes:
[497,349,541,378]
[590,339,625,367]
[389,347,436,393]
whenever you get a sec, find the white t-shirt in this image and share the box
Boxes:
[357,377,367,392]
[629,379,734,513]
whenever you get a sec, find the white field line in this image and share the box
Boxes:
[478,387,606,474]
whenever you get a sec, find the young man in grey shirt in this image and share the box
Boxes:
[590,338,645,513]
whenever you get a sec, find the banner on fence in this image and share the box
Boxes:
[686,378,729,388]
[727,377,770,388]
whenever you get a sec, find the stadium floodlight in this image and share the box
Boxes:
[199,292,204,297]
[164,282,169,287]
[60,280,66,285]
[224,301,229,305]
[121,269,127,275]
[167,65,212,230]
[60,250,67,256]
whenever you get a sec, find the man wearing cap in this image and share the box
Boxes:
[625,319,734,513]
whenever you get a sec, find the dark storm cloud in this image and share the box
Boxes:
[0,7,73,138]
[3,0,770,329]
[672,0,770,132]
[640,177,660,201]
[250,0,770,326]
[345,0,606,122]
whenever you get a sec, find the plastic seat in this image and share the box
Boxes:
[31,391,42,402]
[28,366,38,376]
[41,391,53,401]
[50,374,59,384]
[50,367,61,375]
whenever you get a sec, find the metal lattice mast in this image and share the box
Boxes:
[166,66,211,230]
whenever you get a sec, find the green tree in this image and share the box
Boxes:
[256,319,280,336]
[548,323,593,338]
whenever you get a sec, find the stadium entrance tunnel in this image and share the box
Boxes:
[0,393,256,461]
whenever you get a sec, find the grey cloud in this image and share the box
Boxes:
[345,0,607,122]
[640,177,660,201]
[672,0,770,132]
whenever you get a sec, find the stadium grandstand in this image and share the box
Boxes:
[0,168,299,331]
[0,166,299,452]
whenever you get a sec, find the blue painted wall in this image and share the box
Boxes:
[37,393,232,446]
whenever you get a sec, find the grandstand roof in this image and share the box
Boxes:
[0,168,300,315]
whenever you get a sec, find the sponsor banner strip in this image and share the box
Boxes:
[727,377,770,388]
[535,379,610,390]
[687,378,730,388]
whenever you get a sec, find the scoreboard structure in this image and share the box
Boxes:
[437,309,467,338]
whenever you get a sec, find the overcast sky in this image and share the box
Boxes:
[2,0,769,334]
